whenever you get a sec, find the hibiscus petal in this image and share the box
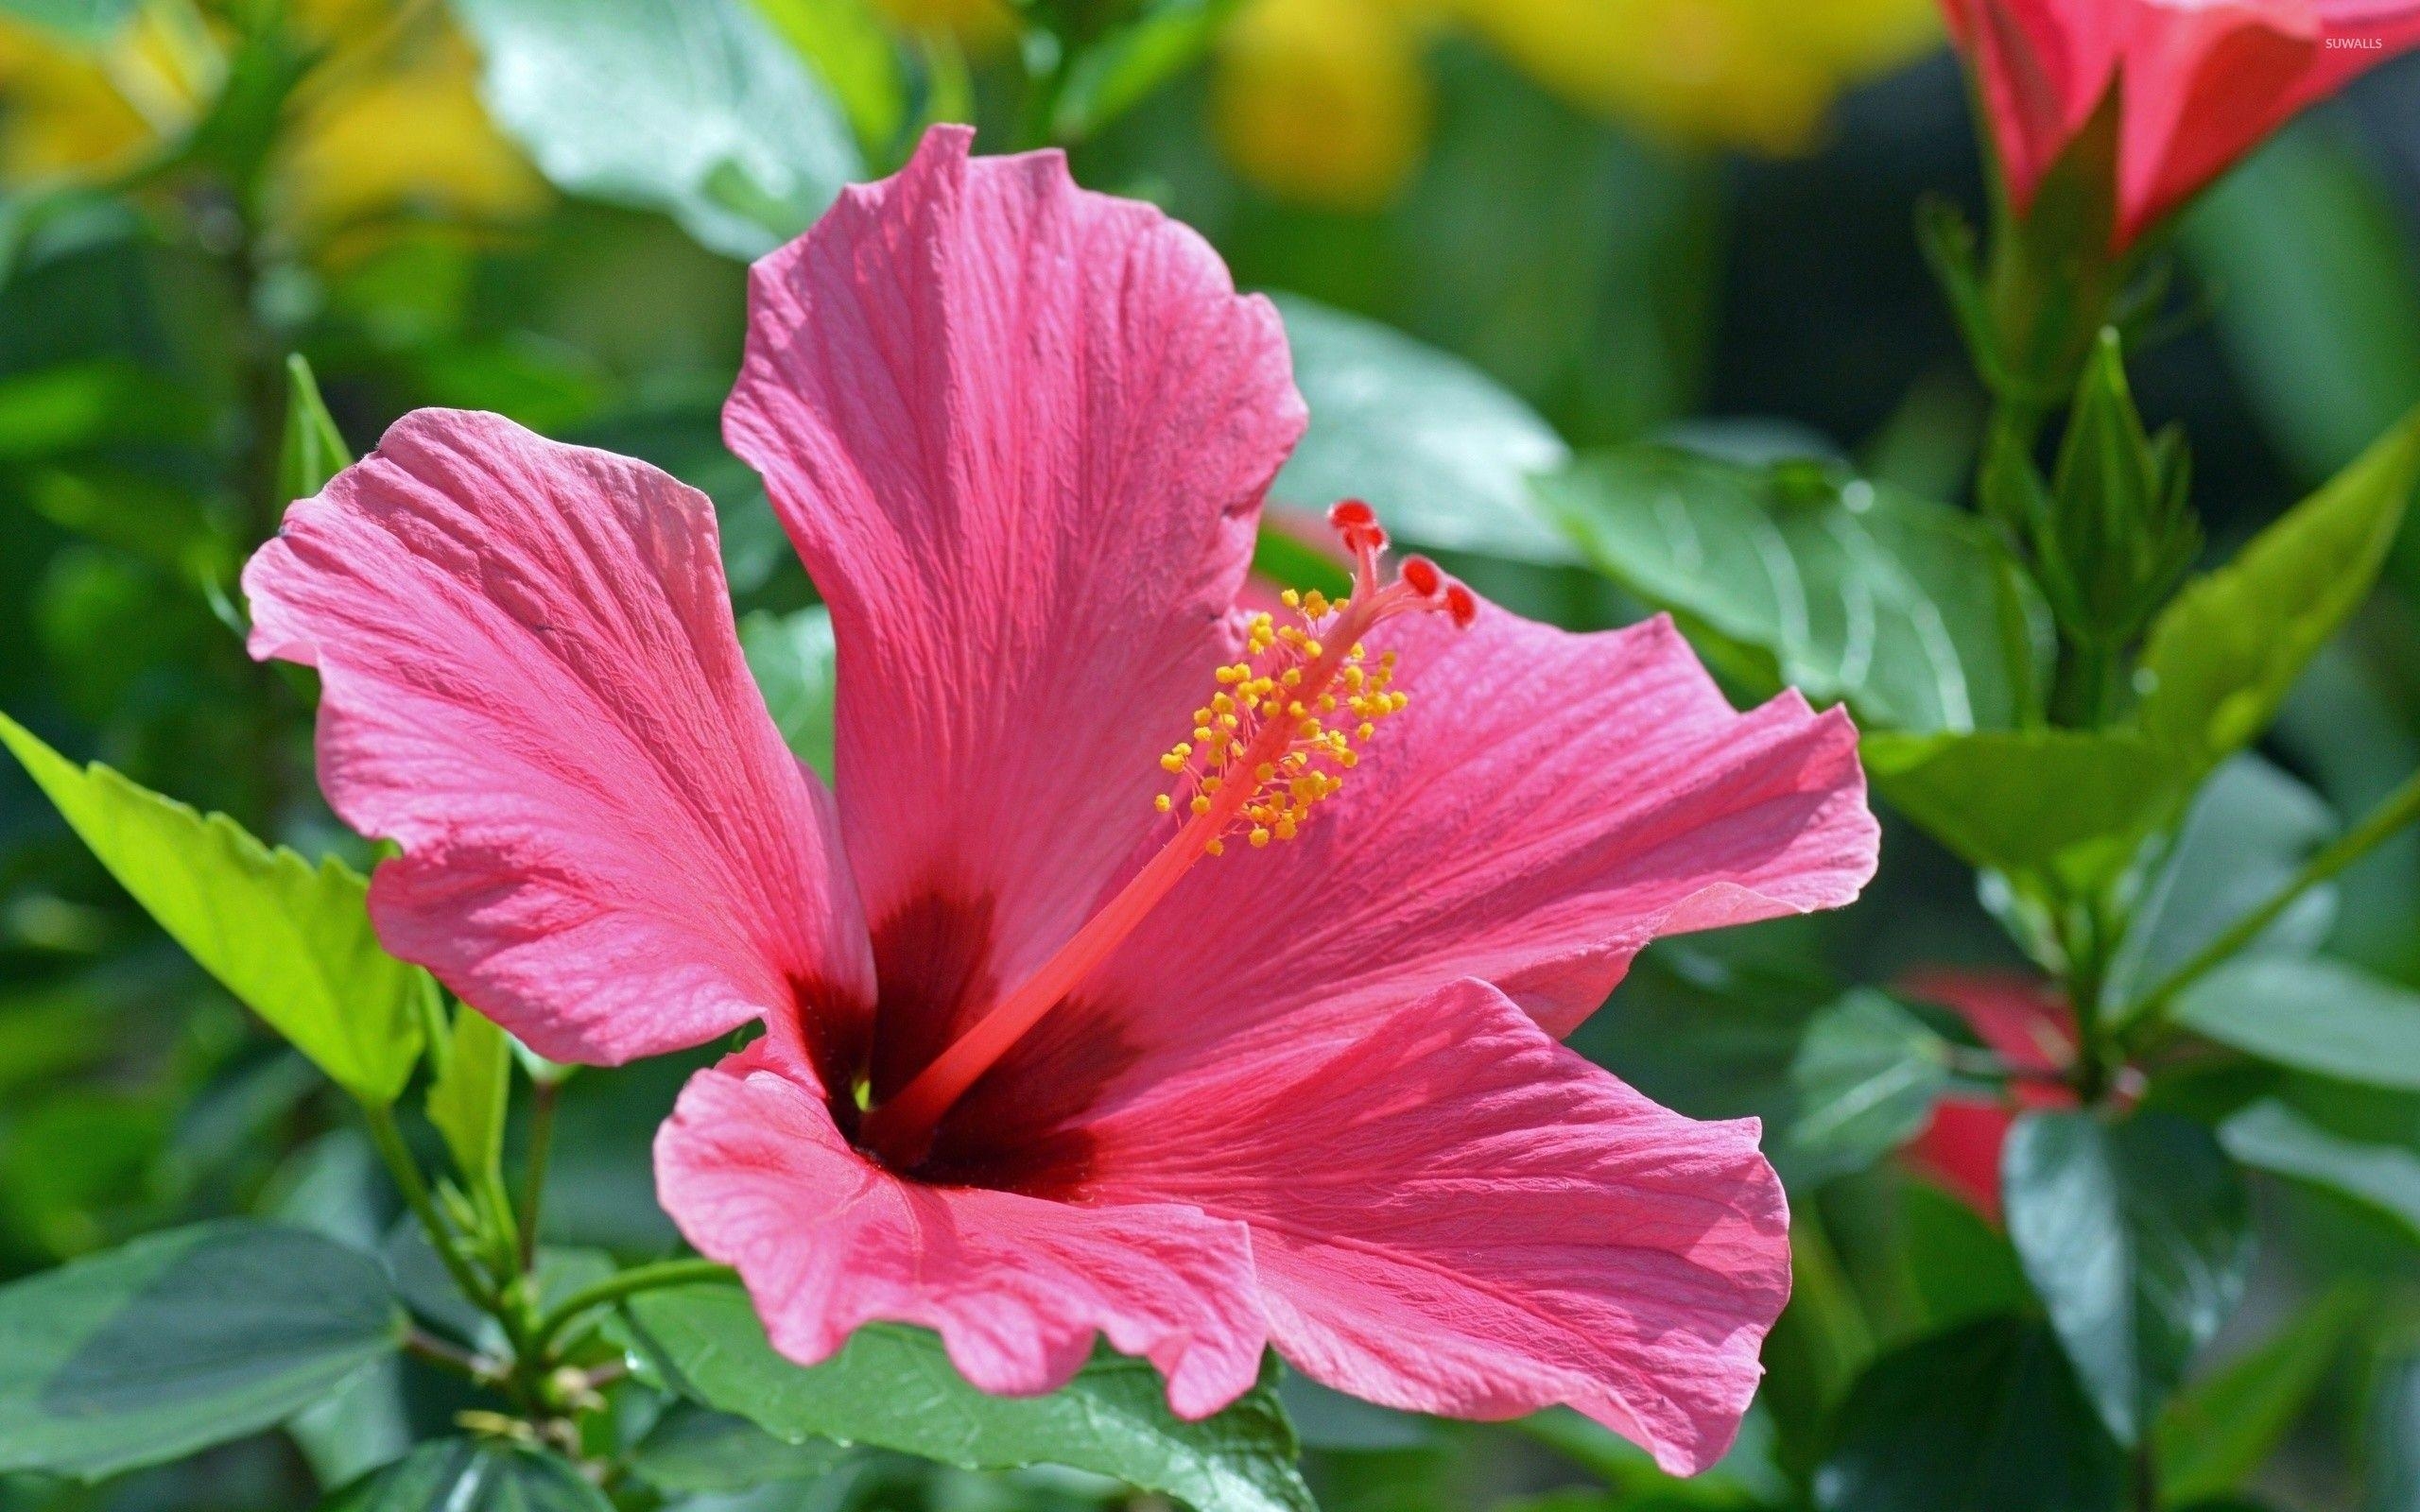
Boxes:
[725,124,1305,1093]
[1091,609,1875,1050]
[2116,0,2420,241]
[244,409,873,1067]
[1079,977,1790,1476]
[654,1048,1269,1419]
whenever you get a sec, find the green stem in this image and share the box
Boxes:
[2119,765,2420,1045]
[517,1079,559,1273]
[2061,890,2117,1104]
[529,1258,735,1357]
[403,1325,497,1384]
[362,1103,499,1312]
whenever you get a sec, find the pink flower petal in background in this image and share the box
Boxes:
[243,409,872,1066]
[1900,969,2076,1219]
[1075,978,1790,1476]
[1942,0,2420,246]
[724,125,1305,1106]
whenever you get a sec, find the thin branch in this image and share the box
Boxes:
[2119,765,2420,1044]
[362,1102,501,1313]
[517,1078,561,1273]
[529,1258,735,1357]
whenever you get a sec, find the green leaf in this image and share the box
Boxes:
[277,354,353,505]
[1547,447,2045,733]
[320,1437,613,1510]
[2103,756,2337,1005]
[0,1220,405,1480]
[452,0,863,260]
[426,1004,513,1187]
[623,1282,1314,1512]
[2367,1354,2420,1512]
[1272,294,1573,563]
[1574,948,1950,1189]
[2154,1285,2362,1503]
[749,0,904,159]
[1859,726,2180,888]
[1812,1315,2124,1512]
[1251,524,1355,601]
[629,1401,849,1493]
[0,714,431,1104]
[740,605,837,783]
[2175,957,2420,1091]
[2221,1098,2420,1245]
[2002,1110,2254,1444]
[1894,1179,2033,1332]
[2136,404,2420,771]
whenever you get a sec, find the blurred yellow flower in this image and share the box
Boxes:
[1212,0,1433,210]
[1215,0,1943,206]
[0,0,542,246]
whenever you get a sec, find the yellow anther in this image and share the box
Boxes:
[1280,589,1302,609]
[1275,818,1298,840]
[1282,668,1304,687]
[1304,591,1329,617]
[1191,795,1213,816]
[1161,752,1186,773]
[1206,838,1225,856]
[1193,726,1214,743]
[1154,794,1172,814]
[1249,827,1271,848]
[1357,722,1375,741]
[1255,763,1276,782]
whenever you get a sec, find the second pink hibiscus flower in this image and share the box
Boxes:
[243,127,1878,1475]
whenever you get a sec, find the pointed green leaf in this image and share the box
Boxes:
[2003,1110,2254,1444]
[454,0,863,260]
[624,1282,1314,1512]
[1548,447,2047,734]
[1573,949,1950,1189]
[1859,726,2182,888]
[0,1220,404,1480]
[2103,757,2337,1005]
[426,1005,513,1187]
[1813,1316,2124,1512]
[629,1401,848,1493]
[0,713,431,1103]
[2155,1285,2362,1503]
[748,0,904,157]
[320,1437,613,1511]
[2221,1098,2420,1245]
[277,353,352,505]
[2137,405,2420,770]
[1274,294,1572,563]
[2176,956,2420,1091]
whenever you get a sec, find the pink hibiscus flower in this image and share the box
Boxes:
[1943,0,2420,248]
[242,128,1877,1474]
